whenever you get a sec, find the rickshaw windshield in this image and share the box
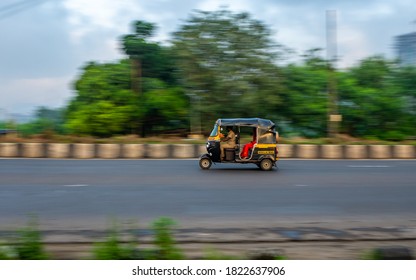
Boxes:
[209,124,219,137]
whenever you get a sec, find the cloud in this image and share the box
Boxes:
[0,77,71,114]
[62,0,142,43]
[343,2,394,22]
[1,0,416,115]
[237,0,415,67]
[337,26,370,68]
[196,0,252,12]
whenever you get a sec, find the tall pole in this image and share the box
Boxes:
[188,91,202,138]
[131,58,141,95]
[326,10,340,138]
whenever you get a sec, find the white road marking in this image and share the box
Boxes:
[62,184,89,187]
[348,165,390,168]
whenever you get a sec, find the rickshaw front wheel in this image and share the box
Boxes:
[259,158,273,171]
[199,158,212,170]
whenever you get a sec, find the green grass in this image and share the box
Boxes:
[14,217,49,260]
[152,217,184,260]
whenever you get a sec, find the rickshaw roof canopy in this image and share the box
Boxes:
[216,118,275,130]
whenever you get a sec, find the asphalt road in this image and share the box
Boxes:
[0,159,415,230]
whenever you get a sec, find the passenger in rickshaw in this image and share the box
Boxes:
[241,128,257,159]
[220,126,236,160]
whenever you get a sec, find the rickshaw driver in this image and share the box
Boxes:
[220,126,236,160]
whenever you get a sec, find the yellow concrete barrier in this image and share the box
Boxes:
[172,144,195,158]
[369,145,391,159]
[393,145,415,159]
[297,144,318,159]
[1,143,414,159]
[23,143,44,158]
[73,144,95,159]
[147,144,169,158]
[0,143,19,157]
[48,143,70,158]
[197,144,207,157]
[321,145,343,159]
[277,144,294,158]
[122,144,146,158]
[97,144,120,159]
[345,145,367,159]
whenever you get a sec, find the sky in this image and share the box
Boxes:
[0,0,415,118]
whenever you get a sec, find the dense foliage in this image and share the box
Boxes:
[11,107,66,137]
[8,9,415,140]
[172,10,284,132]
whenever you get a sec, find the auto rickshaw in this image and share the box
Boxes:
[199,118,279,171]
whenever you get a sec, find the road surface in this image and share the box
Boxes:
[0,158,415,230]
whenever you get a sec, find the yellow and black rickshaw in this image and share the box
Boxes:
[199,118,279,171]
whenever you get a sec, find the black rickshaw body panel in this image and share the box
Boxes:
[251,144,277,161]
[207,140,221,162]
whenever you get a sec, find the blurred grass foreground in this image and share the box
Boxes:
[1,217,414,260]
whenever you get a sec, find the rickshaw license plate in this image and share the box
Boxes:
[258,150,274,154]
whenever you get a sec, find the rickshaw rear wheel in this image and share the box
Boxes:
[199,158,212,170]
[259,158,273,171]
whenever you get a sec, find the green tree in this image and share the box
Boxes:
[390,66,416,137]
[339,56,409,140]
[119,20,186,136]
[67,25,188,137]
[65,60,141,137]
[172,9,284,132]
[142,81,189,135]
[121,21,178,93]
[278,49,329,137]
[17,107,66,137]
[349,55,391,89]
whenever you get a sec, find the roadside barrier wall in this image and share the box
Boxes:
[0,143,415,159]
